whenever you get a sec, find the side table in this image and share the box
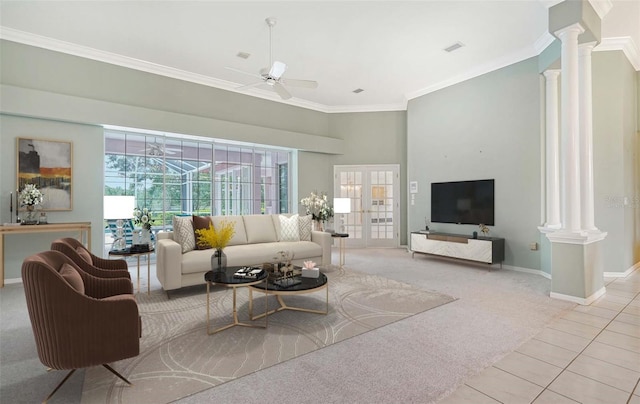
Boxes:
[331,232,349,268]
[204,267,268,335]
[108,247,154,295]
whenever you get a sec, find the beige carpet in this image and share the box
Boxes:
[81,266,456,403]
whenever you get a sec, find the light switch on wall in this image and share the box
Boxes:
[529,242,538,251]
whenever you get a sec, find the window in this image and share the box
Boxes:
[104,130,293,228]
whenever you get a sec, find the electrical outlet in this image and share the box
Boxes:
[529,242,538,251]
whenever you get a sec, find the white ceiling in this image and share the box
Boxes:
[1,1,638,113]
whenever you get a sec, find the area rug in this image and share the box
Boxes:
[81,267,456,403]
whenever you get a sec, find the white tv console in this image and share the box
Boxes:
[410,231,505,266]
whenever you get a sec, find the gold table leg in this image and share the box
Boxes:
[206,281,268,335]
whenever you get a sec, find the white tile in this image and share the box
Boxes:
[595,329,640,353]
[606,288,638,299]
[567,354,640,392]
[532,389,580,403]
[629,394,640,404]
[573,304,619,320]
[534,328,592,353]
[606,282,640,294]
[582,341,640,372]
[606,319,640,338]
[516,339,579,368]
[438,385,500,404]
[623,305,640,316]
[617,312,640,326]
[548,371,630,404]
[548,318,602,339]
[597,294,633,305]
[466,366,543,404]
[493,351,563,387]
[561,311,611,328]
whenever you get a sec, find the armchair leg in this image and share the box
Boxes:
[43,369,76,403]
[103,364,132,386]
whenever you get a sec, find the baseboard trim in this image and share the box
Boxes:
[502,264,552,280]
[550,286,606,305]
[604,261,640,278]
[4,277,22,285]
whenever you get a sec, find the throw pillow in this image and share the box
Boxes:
[76,247,93,264]
[192,215,213,250]
[298,214,312,241]
[60,263,85,294]
[279,214,300,241]
[173,216,196,253]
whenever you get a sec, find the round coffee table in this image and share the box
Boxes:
[248,272,329,320]
[204,266,268,335]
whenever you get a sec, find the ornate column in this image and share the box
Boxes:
[579,41,598,231]
[555,23,584,234]
[543,69,561,229]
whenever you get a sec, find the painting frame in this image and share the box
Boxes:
[17,137,73,211]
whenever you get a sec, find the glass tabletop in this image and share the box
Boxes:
[251,272,328,292]
[204,266,268,285]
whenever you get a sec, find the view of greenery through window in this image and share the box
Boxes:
[104,130,292,230]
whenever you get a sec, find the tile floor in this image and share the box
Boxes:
[441,268,640,404]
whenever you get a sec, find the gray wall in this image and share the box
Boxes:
[407,57,543,271]
[593,50,639,273]
[0,115,105,280]
[328,112,408,243]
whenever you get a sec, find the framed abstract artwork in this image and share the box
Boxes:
[17,138,73,211]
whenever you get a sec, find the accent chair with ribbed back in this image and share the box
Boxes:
[22,250,140,402]
[51,237,131,280]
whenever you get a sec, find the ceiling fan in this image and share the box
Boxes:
[226,17,318,100]
[142,141,179,156]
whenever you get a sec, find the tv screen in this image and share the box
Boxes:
[431,179,495,226]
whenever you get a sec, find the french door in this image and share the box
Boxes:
[334,164,400,248]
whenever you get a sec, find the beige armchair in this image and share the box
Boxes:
[22,250,141,402]
[51,237,131,280]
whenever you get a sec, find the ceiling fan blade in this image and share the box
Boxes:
[281,78,318,89]
[236,81,266,91]
[273,82,292,100]
[269,61,287,79]
[225,66,263,80]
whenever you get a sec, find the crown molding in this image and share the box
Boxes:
[594,36,640,71]
[587,0,613,19]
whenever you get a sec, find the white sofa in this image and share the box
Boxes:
[155,214,332,292]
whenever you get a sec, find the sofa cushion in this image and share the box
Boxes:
[298,214,312,241]
[279,214,300,241]
[211,216,247,246]
[60,263,85,294]
[243,215,277,244]
[173,216,196,253]
[193,215,213,250]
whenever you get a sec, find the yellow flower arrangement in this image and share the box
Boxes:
[195,220,235,250]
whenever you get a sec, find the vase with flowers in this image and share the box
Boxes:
[195,219,236,271]
[133,207,155,247]
[19,184,44,225]
[300,191,334,231]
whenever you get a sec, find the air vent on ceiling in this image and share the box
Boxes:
[352,88,364,94]
[444,42,465,53]
[236,52,251,59]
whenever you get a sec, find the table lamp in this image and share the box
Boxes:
[104,196,135,250]
[333,198,351,233]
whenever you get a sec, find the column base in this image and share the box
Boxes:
[548,236,606,305]
[546,229,607,245]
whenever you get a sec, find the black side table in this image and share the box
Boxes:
[331,232,349,267]
[108,247,154,295]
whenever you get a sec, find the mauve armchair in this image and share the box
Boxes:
[51,237,131,280]
[22,250,141,403]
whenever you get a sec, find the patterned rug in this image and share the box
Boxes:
[82,267,456,403]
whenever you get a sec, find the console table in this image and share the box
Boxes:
[410,231,504,266]
[0,222,92,287]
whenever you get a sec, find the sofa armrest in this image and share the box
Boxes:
[156,236,183,291]
[311,231,332,266]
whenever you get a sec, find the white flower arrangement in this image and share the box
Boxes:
[19,184,44,207]
[300,191,334,222]
[133,207,154,230]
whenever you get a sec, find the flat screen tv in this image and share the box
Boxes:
[431,179,495,226]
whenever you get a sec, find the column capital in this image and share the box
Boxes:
[543,69,561,79]
[578,41,598,54]
[554,23,585,39]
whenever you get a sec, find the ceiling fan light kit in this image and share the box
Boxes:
[226,16,318,100]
